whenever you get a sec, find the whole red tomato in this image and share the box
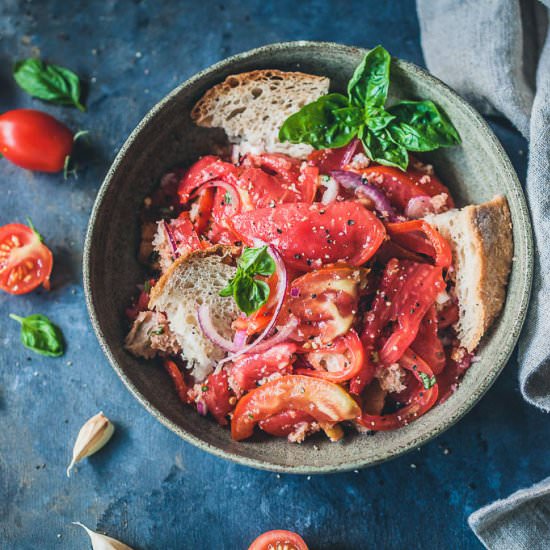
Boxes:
[0,109,73,172]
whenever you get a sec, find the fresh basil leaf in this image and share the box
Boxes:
[418,371,437,390]
[219,283,234,297]
[233,277,270,316]
[347,45,391,109]
[9,313,64,357]
[360,127,409,171]
[365,106,396,133]
[279,93,361,149]
[238,246,275,277]
[388,100,460,151]
[13,58,85,111]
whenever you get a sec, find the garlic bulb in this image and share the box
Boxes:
[67,412,114,477]
[73,522,133,550]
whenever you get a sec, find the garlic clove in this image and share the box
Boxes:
[67,412,115,477]
[73,522,134,550]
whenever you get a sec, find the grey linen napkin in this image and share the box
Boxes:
[417,0,550,547]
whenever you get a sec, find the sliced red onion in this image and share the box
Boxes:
[163,220,179,258]
[405,195,435,219]
[320,176,339,204]
[217,244,288,367]
[191,180,241,211]
[197,303,241,352]
[341,138,361,167]
[331,170,399,222]
[290,287,300,298]
[196,401,208,416]
[233,329,248,349]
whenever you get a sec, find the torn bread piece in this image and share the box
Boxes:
[148,245,241,381]
[191,69,330,158]
[425,195,513,352]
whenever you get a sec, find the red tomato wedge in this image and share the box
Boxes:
[229,202,386,271]
[297,329,365,383]
[248,530,309,550]
[231,375,360,440]
[258,410,316,437]
[163,359,192,404]
[410,305,446,375]
[358,348,438,431]
[230,343,297,392]
[283,265,361,343]
[361,165,453,211]
[165,212,204,257]
[0,223,53,295]
[386,219,452,268]
[361,258,445,365]
[202,369,234,426]
[0,109,73,172]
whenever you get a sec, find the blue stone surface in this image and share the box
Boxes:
[0,1,545,549]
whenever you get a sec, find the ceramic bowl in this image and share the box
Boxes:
[83,42,533,473]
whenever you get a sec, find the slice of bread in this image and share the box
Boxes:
[191,69,330,158]
[425,195,513,352]
[149,245,241,381]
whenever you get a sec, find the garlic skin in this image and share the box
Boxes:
[73,522,133,550]
[67,412,115,477]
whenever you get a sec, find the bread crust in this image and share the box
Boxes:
[149,244,240,308]
[191,69,329,125]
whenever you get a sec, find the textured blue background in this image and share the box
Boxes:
[0,1,546,549]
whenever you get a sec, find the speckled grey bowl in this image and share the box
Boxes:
[84,42,533,473]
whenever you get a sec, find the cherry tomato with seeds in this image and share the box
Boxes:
[248,529,309,550]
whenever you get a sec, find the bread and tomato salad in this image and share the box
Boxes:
[124,46,513,443]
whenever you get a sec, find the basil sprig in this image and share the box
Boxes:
[13,58,85,111]
[279,45,460,170]
[10,313,65,357]
[219,246,276,315]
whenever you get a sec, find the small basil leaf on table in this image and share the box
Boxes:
[347,44,391,109]
[361,127,409,171]
[279,93,361,149]
[388,100,461,151]
[13,58,86,111]
[9,313,65,357]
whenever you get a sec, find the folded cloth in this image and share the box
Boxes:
[468,476,550,550]
[417,0,550,547]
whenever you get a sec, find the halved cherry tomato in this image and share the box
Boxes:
[229,202,386,271]
[410,305,446,375]
[361,259,445,365]
[297,329,365,383]
[283,265,360,343]
[0,109,73,172]
[258,410,316,437]
[0,223,53,295]
[358,348,438,431]
[230,343,297,392]
[231,374,360,441]
[202,369,234,426]
[386,219,452,268]
[163,359,192,404]
[248,530,309,550]
[361,165,453,212]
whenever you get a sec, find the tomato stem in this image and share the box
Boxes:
[9,313,24,324]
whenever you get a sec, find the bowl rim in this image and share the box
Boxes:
[83,40,534,474]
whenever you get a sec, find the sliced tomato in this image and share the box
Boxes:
[229,201,386,271]
[231,374,360,441]
[230,343,297,392]
[0,223,53,295]
[361,165,454,212]
[258,410,316,437]
[410,305,446,375]
[163,359,192,404]
[202,369,234,426]
[361,258,445,365]
[190,187,215,235]
[248,530,309,550]
[386,219,452,268]
[437,348,473,403]
[125,278,156,321]
[307,138,362,174]
[164,212,204,258]
[178,155,239,204]
[297,329,365,383]
[283,265,361,344]
[358,348,438,431]
[349,346,377,396]
[239,153,317,207]
[408,157,454,208]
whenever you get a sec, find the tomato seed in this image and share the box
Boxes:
[11,236,20,247]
